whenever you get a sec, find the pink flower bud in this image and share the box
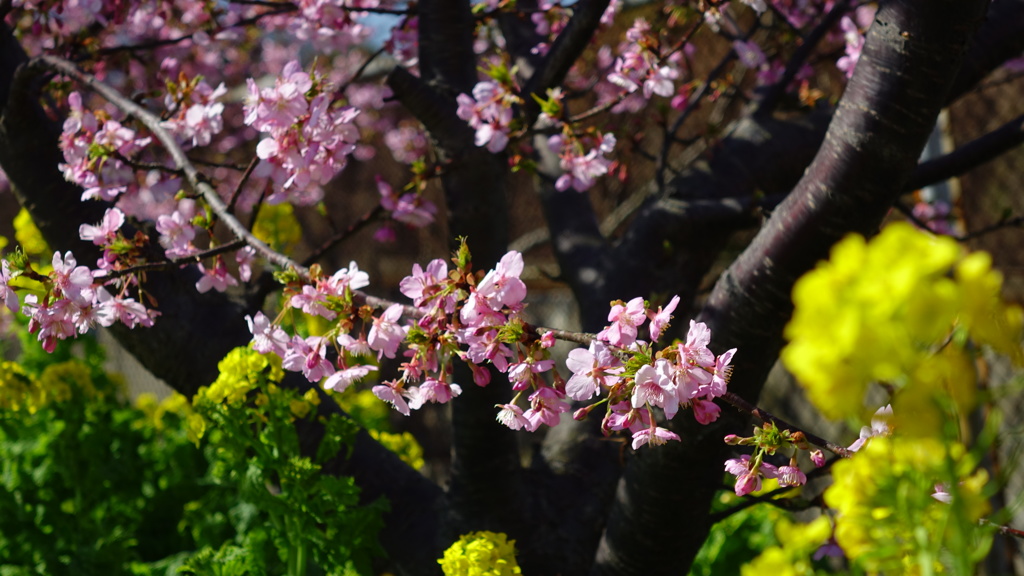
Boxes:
[810,449,826,468]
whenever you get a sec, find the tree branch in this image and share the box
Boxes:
[521,0,612,124]
[906,113,1024,191]
[591,1,990,573]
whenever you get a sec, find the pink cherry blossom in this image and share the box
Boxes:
[648,294,679,341]
[79,207,125,246]
[691,398,721,424]
[565,340,623,401]
[597,296,646,347]
[246,312,290,357]
[290,285,336,319]
[1,260,20,313]
[196,258,238,294]
[848,404,894,452]
[631,361,679,418]
[631,426,681,449]
[51,251,94,306]
[323,364,377,393]
[282,335,335,382]
[776,465,807,488]
[368,304,407,359]
[417,378,463,405]
[372,380,415,416]
[400,258,449,308]
[523,387,571,431]
[476,251,527,310]
[496,403,531,430]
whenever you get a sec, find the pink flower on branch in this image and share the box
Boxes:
[368,303,408,359]
[631,426,681,450]
[597,296,646,347]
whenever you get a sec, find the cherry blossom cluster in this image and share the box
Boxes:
[723,422,826,496]
[262,0,377,53]
[244,60,361,205]
[238,244,739,450]
[59,92,152,202]
[10,0,116,42]
[160,76,228,150]
[547,131,617,192]
[836,5,877,78]
[1,249,156,353]
[456,77,521,153]
[374,176,437,242]
[607,19,681,101]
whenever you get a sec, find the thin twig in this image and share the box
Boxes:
[33,55,308,276]
[302,206,385,267]
[103,239,249,279]
[754,0,851,117]
[721,391,853,458]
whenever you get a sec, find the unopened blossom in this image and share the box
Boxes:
[368,304,407,359]
[691,398,721,424]
[810,449,826,468]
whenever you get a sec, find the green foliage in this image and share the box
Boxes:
[689,497,784,576]
[0,347,206,575]
[0,322,385,575]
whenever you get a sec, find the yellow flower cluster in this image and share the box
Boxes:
[824,436,989,573]
[741,516,832,576]
[438,531,522,576]
[370,430,425,470]
[0,360,102,413]
[135,392,193,430]
[14,208,49,259]
[197,346,285,406]
[782,223,1022,424]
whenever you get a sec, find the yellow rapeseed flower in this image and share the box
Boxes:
[439,531,522,576]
